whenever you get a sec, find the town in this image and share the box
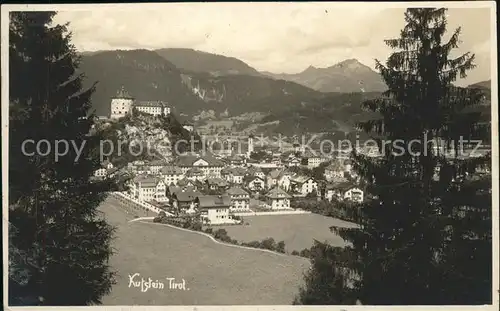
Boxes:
[94,85,491,227]
[95,86,368,225]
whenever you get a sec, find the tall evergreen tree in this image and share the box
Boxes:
[295,8,492,305]
[9,12,116,305]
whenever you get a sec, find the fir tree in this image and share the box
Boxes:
[9,12,116,305]
[295,8,491,305]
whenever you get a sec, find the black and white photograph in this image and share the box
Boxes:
[2,2,498,309]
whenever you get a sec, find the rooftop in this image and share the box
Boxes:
[134,100,168,108]
[113,86,134,99]
[197,195,231,208]
[266,187,292,199]
[175,191,202,202]
[226,186,249,196]
[206,178,229,187]
[161,166,183,175]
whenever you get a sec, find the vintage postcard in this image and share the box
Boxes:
[1,1,498,310]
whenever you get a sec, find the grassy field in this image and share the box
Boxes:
[98,197,310,305]
[219,214,358,252]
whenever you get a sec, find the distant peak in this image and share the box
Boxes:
[302,65,317,73]
[341,58,360,64]
[334,58,366,70]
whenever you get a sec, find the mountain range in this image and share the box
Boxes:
[78,48,490,135]
[262,59,387,93]
[155,48,261,77]
[78,49,324,117]
[78,48,387,116]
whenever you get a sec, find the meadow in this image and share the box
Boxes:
[99,197,310,305]
[219,213,358,252]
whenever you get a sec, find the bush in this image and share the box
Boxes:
[153,216,162,223]
[243,241,261,248]
[213,229,231,242]
[260,237,276,250]
[299,248,312,258]
[191,222,202,231]
[230,239,239,245]
[276,241,286,253]
[158,211,166,218]
[204,227,213,234]
[291,250,300,256]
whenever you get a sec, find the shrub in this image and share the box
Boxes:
[244,241,261,248]
[299,248,312,258]
[191,222,202,231]
[230,239,239,245]
[158,211,166,218]
[260,237,276,251]
[204,227,213,234]
[291,250,300,256]
[213,228,228,240]
[276,241,286,253]
[153,216,162,223]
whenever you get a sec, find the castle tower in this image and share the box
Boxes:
[110,86,135,119]
[247,134,255,157]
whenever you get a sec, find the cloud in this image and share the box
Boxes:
[53,4,493,84]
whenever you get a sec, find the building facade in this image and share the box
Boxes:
[265,187,292,210]
[225,187,251,212]
[109,86,171,119]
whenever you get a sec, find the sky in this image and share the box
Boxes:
[54,3,494,85]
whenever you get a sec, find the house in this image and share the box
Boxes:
[226,154,245,167]
[307,155,322,168]
[205,178,230,192]
[266,169,282,189]
[225,186,251,212]
[94,160,114,177]
[290,175,318,196]
[107,167,119,178]
[186,167,206,182]
[325,182,364,203]
[182,121,194,132]
[103,160,114,170]
[229,167,246,184]
[244,175,265,192]
[130,176,167,202]
[175,154,224,178]
[161,166,184,186]
[277,170,293,191]
[286,157,301,167]
[196,195,232,225]
[177,178,197,188]
[344,187,364,202]
[247,166,265,180]
[171,189,202,212]
[265,187,292,210]
[148,159,168,175]
[324,161,347,182]
[94,166,107,178]
[134,100,171,116]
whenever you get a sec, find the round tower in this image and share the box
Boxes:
[110,86,134,119]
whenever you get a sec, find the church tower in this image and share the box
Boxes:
[247,134,255,157]
[110,86,135,119]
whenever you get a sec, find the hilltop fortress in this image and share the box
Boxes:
[110,86,171,119]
